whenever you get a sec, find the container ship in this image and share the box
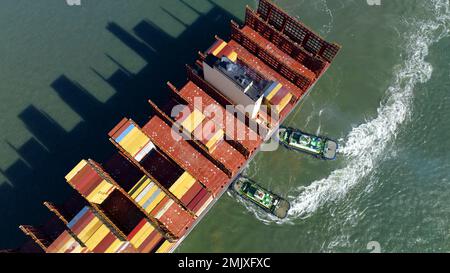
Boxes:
[9,0,340,253]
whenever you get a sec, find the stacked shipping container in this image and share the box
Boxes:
[163,85,247,173]
[17,0,340,253]
[127,219,165,253]
[205,38,297,125]
[64,206,133,253]
[178,81,262,154]
[62,155,190,252]
[46,231,90,253]
[109,120,156,163]
[263,81,293,114]
[109,118,213,217]
[143,116,230,196]
[65,160,116,205]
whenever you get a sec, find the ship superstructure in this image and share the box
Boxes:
[15,0,340,253]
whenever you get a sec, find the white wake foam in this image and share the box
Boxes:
[285,0,450,221]
[236,0,450,224]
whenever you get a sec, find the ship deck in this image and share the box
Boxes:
[16,0,340,254]
[178,81,263,153]
[142,116,230,196]
[227,39,305,100]
[160,89,247,174]
[240,26,316,82]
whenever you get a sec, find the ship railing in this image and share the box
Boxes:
[230,21,313,92]
[256,0,341,63]
[244,6,326,76]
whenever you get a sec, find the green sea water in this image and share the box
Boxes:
[0,0,449,252]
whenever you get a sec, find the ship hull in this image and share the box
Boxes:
[16,0,342,253]
[170,76,327,252]
[278,126,338,161]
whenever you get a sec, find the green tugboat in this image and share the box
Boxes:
[233,177,290,219]
[278,126,338,160]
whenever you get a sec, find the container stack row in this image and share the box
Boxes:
[109,118,214,217]
[17,0,340,253]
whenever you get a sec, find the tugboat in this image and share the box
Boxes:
[232,177,290,219]
[278,126,338,160]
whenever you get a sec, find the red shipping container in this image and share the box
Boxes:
[180,181,203,206]
[158,203,194,238]
[193,193,213,214]
[70,210,96,235]
[137,230,164,253]
[108,118,130,138]
[126,218,147,241]
[92,232,117,253]
[187,188,208,211]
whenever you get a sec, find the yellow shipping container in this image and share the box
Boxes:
[156,240,174,253]
[130,222,155,247]
[181,109,205,133]
[77,217,103,243]
[212,41,227,56]
[265,82,283,101]
[129,176,151,198]
[137,184,158,206]
[205,129,224,152]
[86,180,115,204]
[264,82,293,114]
[225,51,238,62]
[84,225,110,250]
[144,192,166,214]
[119,127,150,157]
[105,239,124,253]
[170,172,196,199]
[65,160,88,181]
